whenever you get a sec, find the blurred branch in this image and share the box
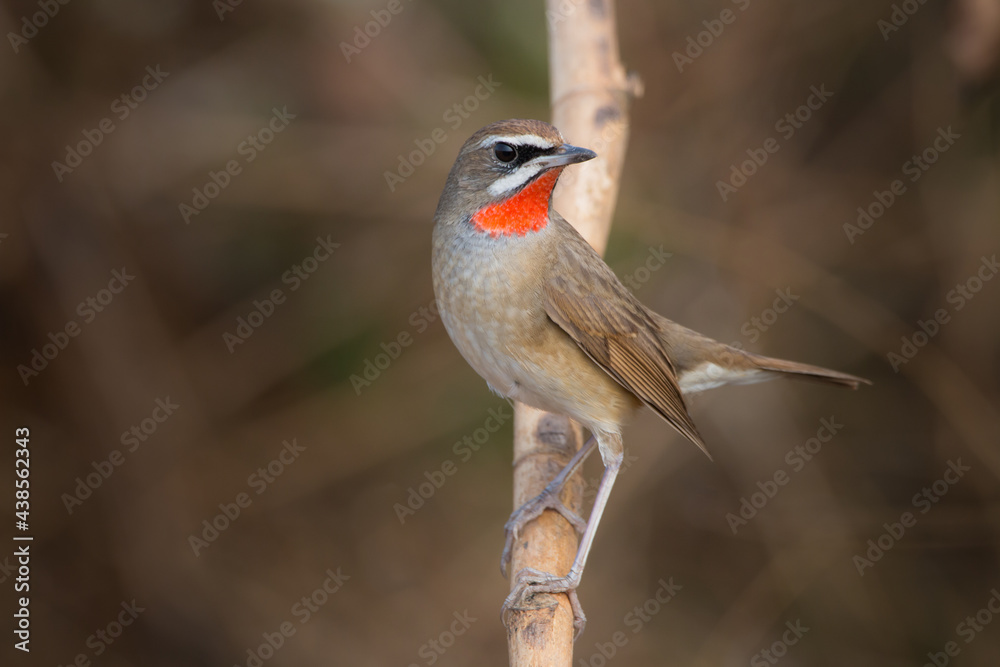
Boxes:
[505,1,639,664]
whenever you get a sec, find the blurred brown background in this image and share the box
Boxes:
[1,0,999,665]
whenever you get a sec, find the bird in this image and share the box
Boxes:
[431,118,868,636]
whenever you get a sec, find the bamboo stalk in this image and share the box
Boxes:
[505,2,639,664]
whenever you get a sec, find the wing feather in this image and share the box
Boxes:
[542,241,709,457]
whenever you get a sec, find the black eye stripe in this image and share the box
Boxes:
[493,143,553,167]
[515,145,546,163]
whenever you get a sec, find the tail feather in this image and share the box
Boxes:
[648,313,870,392]
[747,353,870,390]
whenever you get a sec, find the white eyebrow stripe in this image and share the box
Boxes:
[486,161,545,197]
[474,133,556,151]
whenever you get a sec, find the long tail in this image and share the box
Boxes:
[746,353,870,390]
[650,314,870,393]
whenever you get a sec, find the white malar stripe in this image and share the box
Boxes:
[474,133,557,151]
[487,162,545,197]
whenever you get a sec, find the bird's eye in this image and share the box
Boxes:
[494,142,517,163]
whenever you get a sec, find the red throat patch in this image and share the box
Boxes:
[471,168,562,237]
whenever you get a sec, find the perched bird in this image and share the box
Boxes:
[431,119,868,635]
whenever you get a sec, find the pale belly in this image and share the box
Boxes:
[434,246,637,433]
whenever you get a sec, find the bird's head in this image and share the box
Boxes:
[435,119,596,237]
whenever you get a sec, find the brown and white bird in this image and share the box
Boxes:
[432,119,867,634]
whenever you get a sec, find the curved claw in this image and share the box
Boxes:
[500,485,587,578]
[501,567,587,639]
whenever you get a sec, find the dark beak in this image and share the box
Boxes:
[532,143,597,170]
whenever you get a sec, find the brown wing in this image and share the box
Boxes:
[542,237,710,458]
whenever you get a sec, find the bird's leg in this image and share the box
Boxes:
[501,435,598,577]
[502,450,623,639]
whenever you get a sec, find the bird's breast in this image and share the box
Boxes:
[432,227,549,395]
[431,221,638,430]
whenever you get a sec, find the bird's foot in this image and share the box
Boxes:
[501,482,587,578]
[502,567,586,639]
